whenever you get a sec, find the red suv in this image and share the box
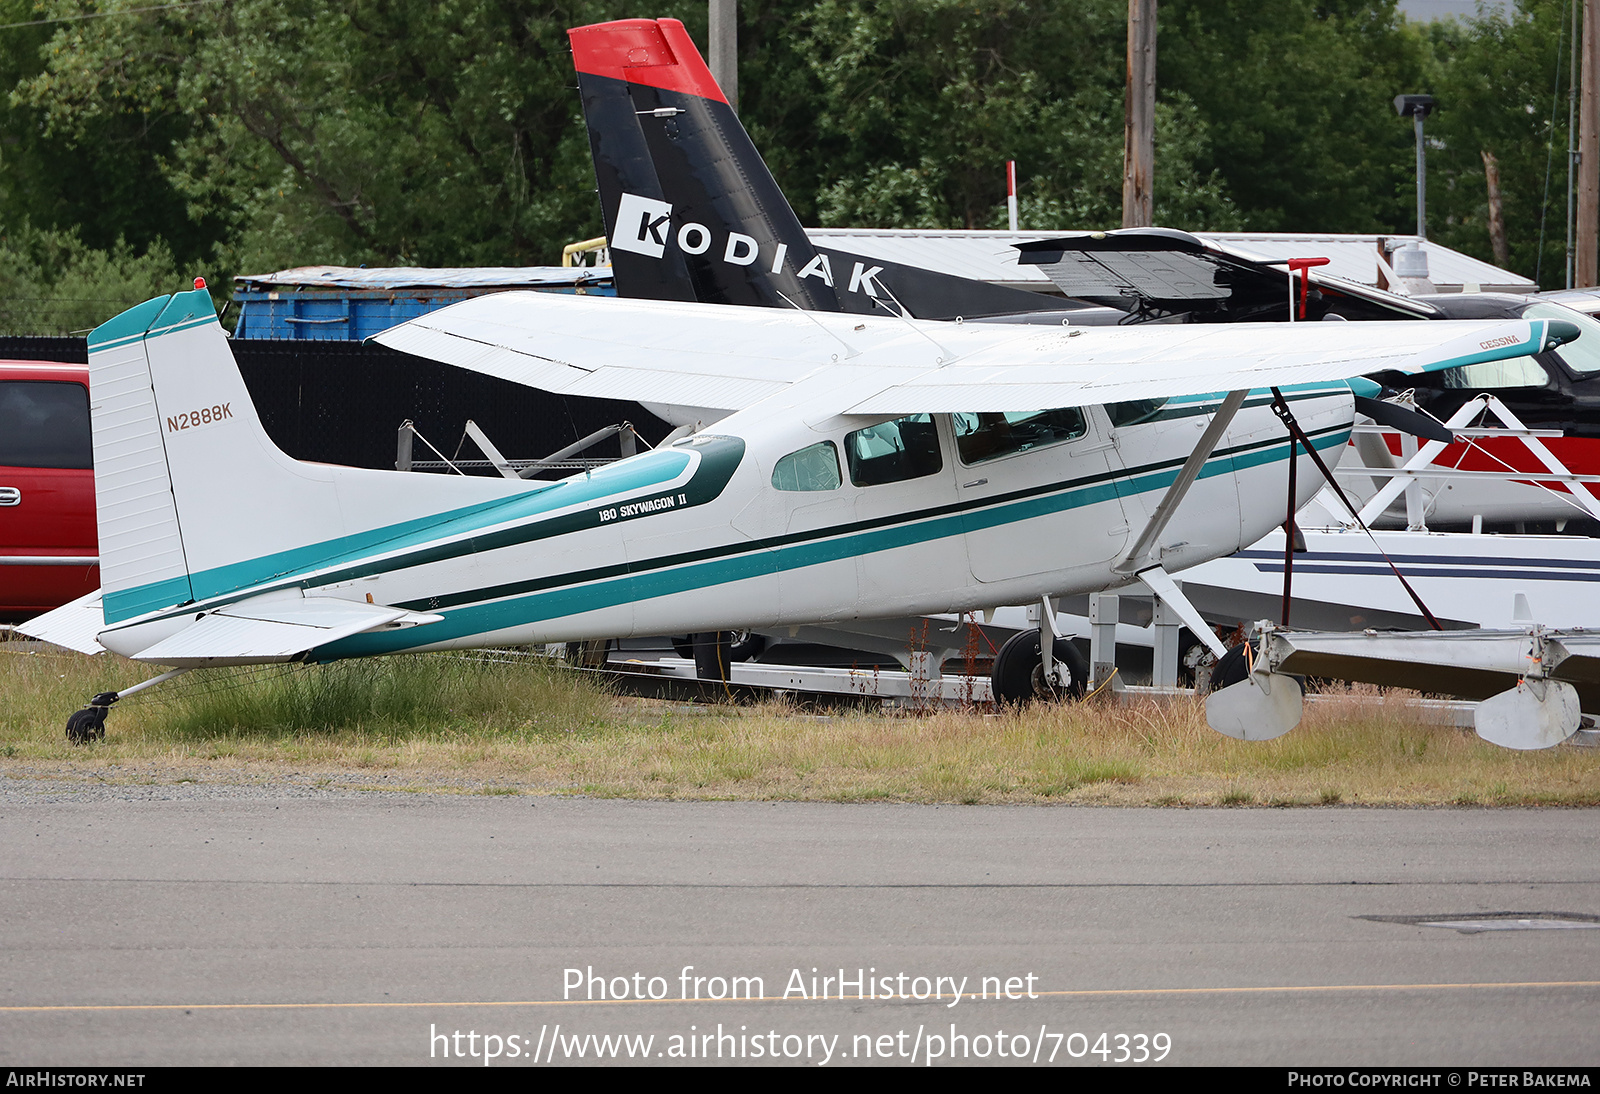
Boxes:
[0,362,97,623]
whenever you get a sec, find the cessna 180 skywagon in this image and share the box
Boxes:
[18,275,1576,740]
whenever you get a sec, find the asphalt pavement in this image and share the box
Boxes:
[1,783,1596,1066]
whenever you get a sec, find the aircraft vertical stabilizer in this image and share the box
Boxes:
[88,294,195,624]
[86,288,528,626]
[569,18,1061,320]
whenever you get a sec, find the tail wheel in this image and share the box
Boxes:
[990,631,1089,705]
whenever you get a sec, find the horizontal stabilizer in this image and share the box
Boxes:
[129,594,444,667]
[15,589,107,655]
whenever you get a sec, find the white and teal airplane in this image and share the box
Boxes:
[20,282,1576,737]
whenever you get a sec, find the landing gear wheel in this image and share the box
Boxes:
[990,631,1090,705]
[693,632,734,682]
[65,691,118,744]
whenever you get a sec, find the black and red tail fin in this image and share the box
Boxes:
[569,18,1058,320]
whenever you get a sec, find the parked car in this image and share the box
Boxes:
[0,362,97,623]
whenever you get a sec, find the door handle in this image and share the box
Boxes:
[0,487,19,506]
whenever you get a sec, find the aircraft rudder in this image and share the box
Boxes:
[569,17,727,105]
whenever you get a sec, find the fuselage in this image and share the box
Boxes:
[96,384,1353,665]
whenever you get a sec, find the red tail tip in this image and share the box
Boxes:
[193,276,207,290]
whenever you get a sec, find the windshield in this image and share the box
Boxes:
[1522,300,1600,378]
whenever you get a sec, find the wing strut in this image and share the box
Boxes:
[1138,565,1228,659]
[1111,388,1249,576]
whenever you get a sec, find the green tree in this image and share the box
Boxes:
[1159,0,1433,234]
[0,0,220,269]
[740,0,1238,233]
[1428,0,1577,287]
[20,0,709,274]
[0,222,182,334]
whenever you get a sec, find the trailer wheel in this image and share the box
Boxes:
[990,631,1089,705]
[674,631,764,662]
[727,630,766,662]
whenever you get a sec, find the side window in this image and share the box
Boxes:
[771,441,841,491]
[0,381,92,469]
[952,407,1087,465]
[1436,356,1550,391]
[844,414,943,487]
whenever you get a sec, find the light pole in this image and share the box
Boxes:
[1394,94,1436,239]
[1394,94,1436,283]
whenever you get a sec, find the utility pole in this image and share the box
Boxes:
[1122,0,1155,228]
[1580,0,1598,286]
[709,0,738,114]
[1568,0,1578,288]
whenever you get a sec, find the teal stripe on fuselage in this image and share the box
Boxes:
[314,423,1349,661]
[103,449,696,624]
[102,576,198,623]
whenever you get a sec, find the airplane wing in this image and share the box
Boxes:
[372,291,1572,415]
[1012,228,1438,321]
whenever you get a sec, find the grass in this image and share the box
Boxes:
[1,647,1598,805]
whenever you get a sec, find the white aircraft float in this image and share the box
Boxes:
[18,278,1578,745]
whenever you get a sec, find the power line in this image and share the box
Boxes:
[0,0,227,33]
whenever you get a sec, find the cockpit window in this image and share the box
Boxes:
[844,414,943,486]
[771,441,841,491]
[952,408,1087,465]
[1523,301,1600,378]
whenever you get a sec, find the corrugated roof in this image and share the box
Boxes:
[804,228,1537,295]
[234,265,611,291]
